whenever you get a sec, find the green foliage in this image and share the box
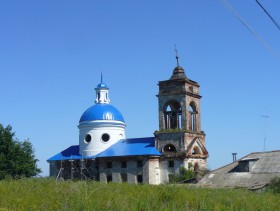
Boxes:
[169,164,195,183]
[267,177,280,194]
[0,178,279,210]
[157,128,183,133]
[0,124,41,179]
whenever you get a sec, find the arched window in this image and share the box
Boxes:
[189,102,197,131]
[192,146,201,155]
[194,163,199,172]
[164,101,182,130]
[163,144,177,152]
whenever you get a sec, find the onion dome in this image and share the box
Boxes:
[79,104,124,122]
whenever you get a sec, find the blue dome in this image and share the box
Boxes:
[79,104,124,123]
[96,83,108,88]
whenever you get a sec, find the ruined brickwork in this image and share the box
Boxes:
[50,157,160,184]
[155,65,208,181]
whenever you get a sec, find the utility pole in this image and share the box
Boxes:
[261,115,269,152]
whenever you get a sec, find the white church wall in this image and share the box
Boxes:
[147,158,160,185]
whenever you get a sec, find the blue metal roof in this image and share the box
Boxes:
[97,137,161,158]
[47,137,161,161]
[79,104,125,123]
[47,145,95,161]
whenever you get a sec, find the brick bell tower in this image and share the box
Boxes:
[154,50,208,172]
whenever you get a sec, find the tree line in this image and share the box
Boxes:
[0,124,41,179]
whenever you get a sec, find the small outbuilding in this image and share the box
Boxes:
[198,150,280,190]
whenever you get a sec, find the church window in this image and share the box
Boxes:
[85,134,92,143]
[163,144,176,152]
[121,173,127,182]
[121,161,127,168]
[194,163,199,172]
[189,86,194,92]
[168,174,174,182]
[192,146,201,155]
[107,162,112,169]
[168,160,174,168]
[137,160,143,168]
[164,101,182,130]
[95,161,99,170]
[102,133,110,142]
[189,102,197,131]
[137,175,143,184]
[106,174,112,182]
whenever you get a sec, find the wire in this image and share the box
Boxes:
[221,0,280,61]
[256,0,280,31]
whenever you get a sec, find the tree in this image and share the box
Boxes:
[0,124,41,179]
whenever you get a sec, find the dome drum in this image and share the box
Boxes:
[79,122,125,157]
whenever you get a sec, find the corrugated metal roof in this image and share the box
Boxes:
[199,172,280,190]
[198,150,280,190]
[47,137,160,162]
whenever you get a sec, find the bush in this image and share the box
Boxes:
[169,164,195,183]
[267,177,280,194]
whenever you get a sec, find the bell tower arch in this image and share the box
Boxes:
[155,52,208,173]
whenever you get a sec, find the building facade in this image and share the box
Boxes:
[48,60,208,184]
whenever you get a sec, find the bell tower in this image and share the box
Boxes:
[155,51,208,172]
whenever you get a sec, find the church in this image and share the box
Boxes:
[48,57,208,184]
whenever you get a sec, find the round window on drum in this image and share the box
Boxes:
[101,133,110,142]
[85,134,92,143]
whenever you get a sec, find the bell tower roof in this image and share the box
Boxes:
[170,65,187,80]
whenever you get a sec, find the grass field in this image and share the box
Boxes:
[0,178,279,210]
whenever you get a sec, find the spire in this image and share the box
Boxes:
[95,74,110,104]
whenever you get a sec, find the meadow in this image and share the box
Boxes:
[0,178,279,210]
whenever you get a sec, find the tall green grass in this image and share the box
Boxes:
[0,178,278,210]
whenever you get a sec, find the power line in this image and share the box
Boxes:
[221,0,280,61]
[256,0,280,31]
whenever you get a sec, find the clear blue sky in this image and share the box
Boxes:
[1,0,279,176]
